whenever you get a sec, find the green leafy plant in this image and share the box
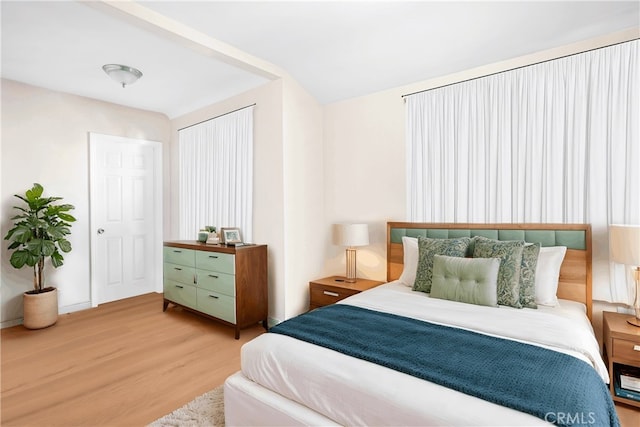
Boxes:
[4,183,76,293]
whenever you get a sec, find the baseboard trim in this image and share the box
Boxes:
[2,301,92,329]
[59,302,92,315]
[1,318,24,329]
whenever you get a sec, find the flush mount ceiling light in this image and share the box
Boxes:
[102,64,143,88]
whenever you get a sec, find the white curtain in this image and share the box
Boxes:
[406,40,639,303]
[179,106,254,242]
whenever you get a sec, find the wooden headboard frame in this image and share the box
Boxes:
[386,222,593,320]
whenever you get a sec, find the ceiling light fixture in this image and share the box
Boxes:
[102,64,143,88]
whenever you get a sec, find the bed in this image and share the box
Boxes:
[224,222,617,426]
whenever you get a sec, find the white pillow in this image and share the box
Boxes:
[535,246,567,306]
[398,236,418,287]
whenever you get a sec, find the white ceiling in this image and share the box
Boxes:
[2,1,638,119]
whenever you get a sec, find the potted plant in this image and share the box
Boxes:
[4,183,75,329]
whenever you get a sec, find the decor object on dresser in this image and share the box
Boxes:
[197,230,209,243]
[220,227,242,245]
[609,224,640,326]
[4,183,76,329]
[309,276,384,311]
[603,310,640,408]
[204,226,219,244]
[163,241,267,339]
[334,223,369,283]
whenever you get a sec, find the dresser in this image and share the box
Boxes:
[163,241,268,339]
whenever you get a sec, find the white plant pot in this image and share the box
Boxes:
[23,287,58,329]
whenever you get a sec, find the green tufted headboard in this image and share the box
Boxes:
[386,222,593,319]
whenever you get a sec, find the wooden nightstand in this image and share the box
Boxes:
[309,276,384,311]
[603,311,640,408]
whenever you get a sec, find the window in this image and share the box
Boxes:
[405,41,639,302]
[178,106,254,242]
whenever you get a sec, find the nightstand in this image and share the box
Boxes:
[309,276,384,311]
[603,311,640,408]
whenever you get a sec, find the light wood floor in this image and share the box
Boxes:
[2,293,639,427]
[618,403,640,427]
[1,292,265,426]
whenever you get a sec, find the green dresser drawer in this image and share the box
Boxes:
[164,262,195,285]
[164,279,197,309]
[164,247,195,267]
[196,289,236,324]
[195,251,234,274]
[197,270,235,296]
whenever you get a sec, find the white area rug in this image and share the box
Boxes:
[149,385,224,427]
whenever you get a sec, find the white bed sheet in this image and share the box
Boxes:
[238,282,607,426]
[341,282,607,381]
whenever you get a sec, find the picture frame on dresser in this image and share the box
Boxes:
[220,227,242,244]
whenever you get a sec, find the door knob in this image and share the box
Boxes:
[97,228,105,234]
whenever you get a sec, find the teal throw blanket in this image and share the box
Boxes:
[270,304,619,427]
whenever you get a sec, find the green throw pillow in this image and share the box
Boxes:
[413,236,471,293]
[431,255,500,307]
[472,236,525,308]
[520,243,541,309]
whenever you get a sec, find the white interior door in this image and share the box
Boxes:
[89,133,162,305]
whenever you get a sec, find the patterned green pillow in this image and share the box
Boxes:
[413,236,471,293]
[520,243,541,309]
[472,236,525,308]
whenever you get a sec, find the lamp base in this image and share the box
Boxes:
[629,273,640,327]
[345,247,357,284]
[627,317,640,327]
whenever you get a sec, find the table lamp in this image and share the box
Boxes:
[609,224,640,326]
[336,224,369,283]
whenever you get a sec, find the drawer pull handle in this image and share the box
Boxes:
[173,250,182,253]
[209,295,219,299]
[209,274,219,279]
[174,267,182,271]
[209,255,218,259]
[175,285,184,289]
[323,291,339,297]
[634,345,640,352]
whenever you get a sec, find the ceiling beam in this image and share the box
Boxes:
[82,0,284,81]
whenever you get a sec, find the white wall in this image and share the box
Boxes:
[323,28,638,280]
[322,28,639,345]
[3,28,635,333]
[282,77,324,318]
[2,75,323,327]
[170,76,325,323]
[170,80,289,323]
[323,91,405,281]
[0,79,170,327]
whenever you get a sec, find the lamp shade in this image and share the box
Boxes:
[609,224,640,266]
[336,223,369,247]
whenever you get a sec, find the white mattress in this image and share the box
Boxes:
[237,282,608,426]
